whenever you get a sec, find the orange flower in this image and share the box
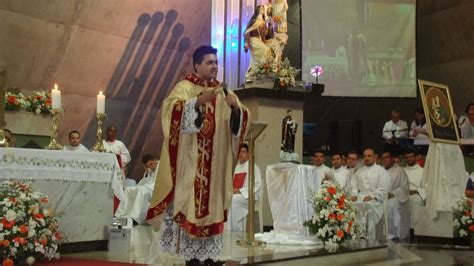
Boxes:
[325,196,331,202]
[2,258,14,266]
[348,220,353,226]
[329,213,336,220]
[19,224,28,234]
[2,240,10,248]
[469,224,474,232]
[327,186,337,195]
[2,218,15,229]
[55,231,63,241]
[336,213,344,221]
[346,225,352,233]
[40,237,48,246]
[337,229,344,238]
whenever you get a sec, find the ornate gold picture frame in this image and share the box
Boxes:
[418,79,460,144]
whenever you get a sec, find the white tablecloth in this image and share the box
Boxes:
[0,147,125,200]
[257,163,321,245]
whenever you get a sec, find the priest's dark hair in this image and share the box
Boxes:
[331,152,343,158]
[314,149,326,156]
[240,143,249,152]
[465,102,474,113]
[142,154,155,165]
[347,150,359,158]
[68,130,81,138]
[404,148,418,156]
[193,45,218,72]
[382,150,394,157]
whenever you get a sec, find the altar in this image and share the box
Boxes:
[0,148,124,244]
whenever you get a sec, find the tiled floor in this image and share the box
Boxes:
[64,226,474,265]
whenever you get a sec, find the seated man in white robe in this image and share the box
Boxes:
[62,130,89,152]
[226,144,262,232]
[351,148,391,240]
[115,154,159,225]
[382,151,410,240]
[103,125,131,168]
[312,149,331,186]
[331,152,350,189]
[403,149,425,231]
[345,150,361,193]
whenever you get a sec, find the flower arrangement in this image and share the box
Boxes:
[248,54,300,87]
[26,90,52,115]
[453,195,473,241]
[0,181,62,265]
[4,92,29,112]
[303,181,359,249]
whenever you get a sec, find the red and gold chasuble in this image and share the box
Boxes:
[147,73,249,237]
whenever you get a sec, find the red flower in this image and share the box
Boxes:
[336,213,344,221]
[327,186,337,195]
[19,224,28,234]
[2,240,10,248]
[2,258,14,266]
[7,96,16,104]
[34,213,44,220]
[55,231,63,241]
[348,220,353,226]
[13,236,27,245]
[2,217,15,229]
[9,197,16,203]
[464,211,472,217]
[40,237,48,246]
[469,224,474,232]
[41,197,49,203]
[325,196,331,202]
[329,213,336,220]
[337,229,344,238]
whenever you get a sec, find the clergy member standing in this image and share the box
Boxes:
[403,149,425,230]
[351,148,391,240]
[115,154,159,225]
[146,45,249,265]
[103,125,131,168]
[330,152,350,189]
[382,151,410,240]
[225,143,262,232]
[312,149,331,187]
[62,130,89,152]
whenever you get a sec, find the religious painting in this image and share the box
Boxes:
[418,79,459,144]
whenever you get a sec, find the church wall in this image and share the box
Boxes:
[0,0,212,178]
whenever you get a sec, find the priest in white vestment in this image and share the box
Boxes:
[225,144,262,232]
[382,151,410,240]
[312,149,331,186]
[403,149,425,229]
[115,154,159,224]
[103,125,131,167]
[62,130,89,152]
[351,148,391,239]
[345,151,361,194]
[330,152,350,189]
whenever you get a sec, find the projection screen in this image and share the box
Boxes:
[301,0,416,97]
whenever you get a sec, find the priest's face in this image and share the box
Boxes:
[106,126,117,141]
[331,155,342,169]
[313,152,325,166]
[382,152,394,169]
[405,152,417,166]
[346,154,358,168]
[391,112,400,123]
[363,149,376,166]
[195,54,218,81]
[144,160,157,171]
[238,147,249,164]
[69,132,81,147]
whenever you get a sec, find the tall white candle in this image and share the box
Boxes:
[52,84,61,109]
[97,91,105,114]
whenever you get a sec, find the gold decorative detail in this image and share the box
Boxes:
[46,108,63,150]
[91,112,107,152]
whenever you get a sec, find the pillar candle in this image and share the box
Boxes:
[97,91,105,113]
[51,84,61,109]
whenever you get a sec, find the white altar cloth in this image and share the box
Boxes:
[0,148,125,243]
[257,163,322,245]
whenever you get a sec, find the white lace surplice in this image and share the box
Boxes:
[160,204,223,261]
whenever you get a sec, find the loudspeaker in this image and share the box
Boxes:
[329,120,362,153]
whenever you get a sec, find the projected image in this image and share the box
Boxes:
[302,0,416,97]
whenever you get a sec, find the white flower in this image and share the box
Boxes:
[459,229,468,237]
[5,209,17,221]
[54,252,61,259]
[26,256,35,265]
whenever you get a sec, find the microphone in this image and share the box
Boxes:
[222,82,228,96]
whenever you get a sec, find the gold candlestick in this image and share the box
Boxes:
[91,112,106,152]
[46,108,63,150]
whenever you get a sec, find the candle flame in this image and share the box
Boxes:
[99,91,103,95]
[54,84,58,90]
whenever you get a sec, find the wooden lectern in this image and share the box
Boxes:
[237,122,267,247]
